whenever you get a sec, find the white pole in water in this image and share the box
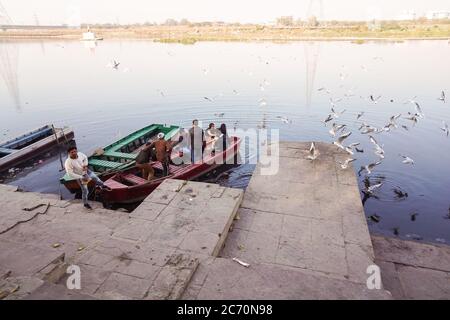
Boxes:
[51,124,65,172]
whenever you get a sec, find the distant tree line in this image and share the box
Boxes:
[81,17,450,29]
[275,15,450,28]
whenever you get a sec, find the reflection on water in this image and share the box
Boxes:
[83,40,98,53]
[304,42,321,107]
[0,39,449,244]
[0,41,20,109]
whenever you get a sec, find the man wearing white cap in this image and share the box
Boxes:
[148,132,172,176]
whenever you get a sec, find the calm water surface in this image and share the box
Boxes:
[1,39,449,244]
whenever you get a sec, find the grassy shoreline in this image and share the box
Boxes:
[1,24,449,42]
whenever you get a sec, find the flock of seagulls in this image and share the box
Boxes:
[105,55,294,126]
[309,87,449,210]
[309,84,448,241]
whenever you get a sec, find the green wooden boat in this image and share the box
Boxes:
[60,124,180,193]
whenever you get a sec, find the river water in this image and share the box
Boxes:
[1,39,449,244]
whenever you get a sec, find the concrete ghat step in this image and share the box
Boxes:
[195,258,392,300]
[372,235,450,299]
[198,141,392,299]
[124,179,244,257]
[23,282,96,300]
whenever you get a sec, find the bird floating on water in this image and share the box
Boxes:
[393,188,408,199]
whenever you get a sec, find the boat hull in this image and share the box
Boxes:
[60,124,180,193]
[0,126,74,173]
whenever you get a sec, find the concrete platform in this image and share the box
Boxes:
[0,180,243,300]
[184,141,392,299]
[372,235,450,299]
[2,141,450,300]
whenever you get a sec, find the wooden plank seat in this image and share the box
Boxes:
[109,126,158,152]
[103,151,137,161]
[89,159,123,170]
[121,173,148,185]
[104,179,127,189]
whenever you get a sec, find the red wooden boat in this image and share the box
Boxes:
[100,136,241,204]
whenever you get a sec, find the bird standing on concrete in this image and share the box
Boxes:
[307,142,320,161]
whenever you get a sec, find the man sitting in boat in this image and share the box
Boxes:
[148,132,172,177]
[64,146,109,210]
[135,142,155,181]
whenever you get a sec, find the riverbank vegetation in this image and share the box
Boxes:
[1,19,449,42]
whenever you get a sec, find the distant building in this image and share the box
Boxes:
[276,16,294,26]
[397,11,417,20]
[426,11,450,20]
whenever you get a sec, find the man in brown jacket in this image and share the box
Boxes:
[148,132,183,176]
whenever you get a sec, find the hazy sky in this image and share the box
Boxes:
[2,0,450,25]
